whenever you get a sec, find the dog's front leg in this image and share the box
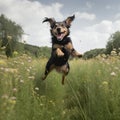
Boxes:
[71,48,82,58]
[65,42,82,58]
[53,44,64,57]
[56,48,64,57]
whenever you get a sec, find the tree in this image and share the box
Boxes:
[106,31,120,54]
[83,48,105,59]
[0,14,24,57]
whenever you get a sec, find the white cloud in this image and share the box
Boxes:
[71,20,120,53]
[86,20,113,33]
[75,11,96,21]
[0,0,63,46]
[1,0,120,54]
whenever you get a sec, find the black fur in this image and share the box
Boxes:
[48,37,72,67]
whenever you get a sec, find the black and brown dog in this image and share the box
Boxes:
[42,15,82,85]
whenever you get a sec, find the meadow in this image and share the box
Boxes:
[0,54,120,120]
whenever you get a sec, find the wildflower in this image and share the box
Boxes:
[0,67,4,70]
[20,79,24,83]
[1,94,9,99]
[40,95,46,99]
[111,50,117,56]
[49,100,55,106]
[27,68,30,72]
[7,35,12,40]
[10,96,16,100]
[110,72,116,76]
[102,81,108,85]
[40,103,44,107]
[4,68,9,72]
[9,68,18,73]
[62,111,66,115]
[51,117,54,120]
[13,51,18,56]
[0,60,7,65]
[13,88,17,92]
[14,61,18,64]
[28,76,35,80]
[29,66,32,69]
[35,87,39,91]
[114,67,119,70]
[21,62,24,65]
[9,98,16,105]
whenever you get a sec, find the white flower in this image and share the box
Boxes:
[35,87,39,91]
[20,79,24,83]
[110,72,116,76]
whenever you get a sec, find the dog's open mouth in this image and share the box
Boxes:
[56,32,65,41]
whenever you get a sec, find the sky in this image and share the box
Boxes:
[0,0,120,53]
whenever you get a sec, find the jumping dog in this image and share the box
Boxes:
[42,15,82,85]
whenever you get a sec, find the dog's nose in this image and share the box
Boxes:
[57,28,61,33]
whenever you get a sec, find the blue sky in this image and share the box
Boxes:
[1,0,120,53]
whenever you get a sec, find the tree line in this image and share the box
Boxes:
[0,14,50,58]
[84,31,120,59]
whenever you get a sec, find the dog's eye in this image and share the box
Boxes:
[54,25,57,28]
[51,24,57,29]
[53,25,57,28]
[61,24,65,27]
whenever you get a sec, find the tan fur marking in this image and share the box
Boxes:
[65,42,73,52]
[71,50,81,57]
[56,48,64,56]
[56,64,69,74]
[53,44,63,49]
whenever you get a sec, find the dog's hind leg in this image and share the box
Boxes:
[61,63,70,85]
[42,69,49,80]
[42,64,55,80]
[42,57,55,80]
[62,75,66,85]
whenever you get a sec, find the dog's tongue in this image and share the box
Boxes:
[57,34,63,40]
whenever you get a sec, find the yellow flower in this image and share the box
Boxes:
[102,81,108,85]
[9,99,16,105]
[9,97,16,105]
[0,60,7,65]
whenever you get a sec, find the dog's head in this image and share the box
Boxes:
[43,15,75,41]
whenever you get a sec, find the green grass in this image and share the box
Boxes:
[0,54,120,120]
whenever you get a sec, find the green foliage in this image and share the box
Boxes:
[83,48,106,59]
[0,14,23,58]
[24,44,51,58]
[0,14,23,41]
[106,31,120,54]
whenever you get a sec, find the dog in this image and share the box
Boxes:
[42,15,82,85]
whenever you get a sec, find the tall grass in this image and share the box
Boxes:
[65,58,120,120]
[0,54,120,120]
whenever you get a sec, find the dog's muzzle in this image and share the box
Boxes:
[56,28,65,41]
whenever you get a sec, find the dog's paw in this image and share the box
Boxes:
[56,48,64,57]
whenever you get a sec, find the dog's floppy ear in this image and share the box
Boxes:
[65,15,75,28]
[42,17,56,28]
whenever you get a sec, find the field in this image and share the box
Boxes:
[0,54,120,120]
